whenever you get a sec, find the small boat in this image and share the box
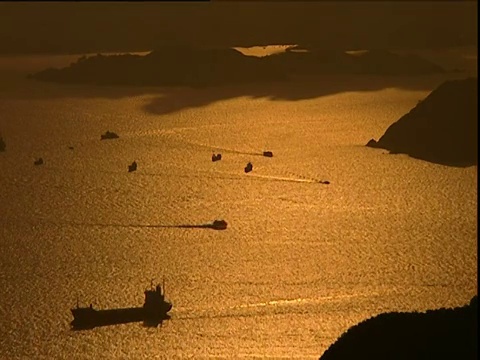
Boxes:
[128,161,137,172]
[0,136,5,152]
[71,280,172,329]
[244,162,253,173]
[68,146,74,150]
[100,131,119,140]
[211,219,228,230]
[263,151,273,157]
[211,153,222,162]
[34,157,44,166]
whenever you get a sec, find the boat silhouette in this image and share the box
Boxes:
[211,153,222,162]
[174,219,228,230]
[34,157,44,166]
[0,136,5,152]
[100,130,119,140]
[71,280,172,329]
[263,151,273,157]
[210,219,227,230]
[128,160,138,172]
[244,162,253,173]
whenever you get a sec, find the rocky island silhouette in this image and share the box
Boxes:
[367,77,478,167]
[29,47,447,88]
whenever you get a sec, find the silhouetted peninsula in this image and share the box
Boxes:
[320,296,477,360]
[367,77,478,167]
[29,47,445,87]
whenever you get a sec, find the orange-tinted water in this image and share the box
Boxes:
[0,54,476,359]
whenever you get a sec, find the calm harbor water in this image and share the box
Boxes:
[0,54,477,359]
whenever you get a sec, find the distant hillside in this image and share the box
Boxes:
[29,48,286,87]
[367,77,478,167]
[320,296,477,360]
[29,47,446,87]
[269,47,446,76]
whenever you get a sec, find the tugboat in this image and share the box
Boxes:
[244,162,253,173]
[100,130,119,140]
[128,160,138,172]
[70,280,172,329]
[211,153,222,162]
[263,151,273,157]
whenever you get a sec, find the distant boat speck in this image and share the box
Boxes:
[100,131,119,140]
[34,157,44,166]
[212,153,222,162]
[128,161,138,172]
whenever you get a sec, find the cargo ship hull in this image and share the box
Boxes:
[71,305,171,329]
[70,282,172,329]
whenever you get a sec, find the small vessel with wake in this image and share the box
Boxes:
[263,151,273,157]
[70,280,172,329]
[210,219,228,230]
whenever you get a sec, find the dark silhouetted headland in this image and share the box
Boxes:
[367,77,478,167]
[29,47,446,88]
[319,296,478,360]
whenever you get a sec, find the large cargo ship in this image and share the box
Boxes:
[71,280,172,329]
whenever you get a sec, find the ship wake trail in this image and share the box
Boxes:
[135,171,242,183]
[177,137,265,157]
[171,291,389,320]
[132,170,322,185]
[38,220,226,230]
[244,173,329,184]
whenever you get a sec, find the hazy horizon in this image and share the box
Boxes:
[0,2,477,55]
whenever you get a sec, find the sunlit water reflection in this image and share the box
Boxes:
[0,55,476,359]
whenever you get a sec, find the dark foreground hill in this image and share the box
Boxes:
[29,47,446,87]
[367,77,478,167]
[320,296,477,360]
